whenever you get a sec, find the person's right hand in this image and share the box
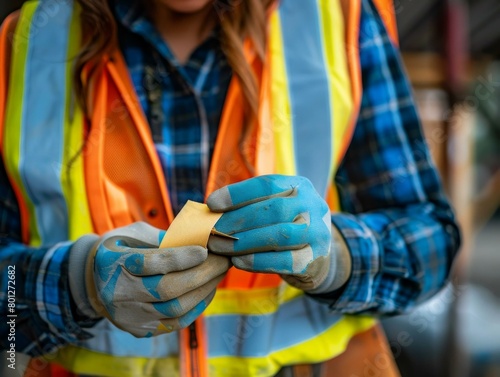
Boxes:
[69,222,230,338]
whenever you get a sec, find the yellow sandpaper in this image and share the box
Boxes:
[160,200,222,248]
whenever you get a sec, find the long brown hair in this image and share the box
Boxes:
[74,0,274,117]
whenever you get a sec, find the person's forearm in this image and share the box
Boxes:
[310,200,460,314]
[0,239,97,356]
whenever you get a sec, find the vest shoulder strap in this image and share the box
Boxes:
[0,11,31,244]
[372,0,399,44]
[0,11,20,153]
[340,0,398,44]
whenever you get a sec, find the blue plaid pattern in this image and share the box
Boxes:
[0,0,460,357]
[0,240,94,356]
[115,0,232,214]
[37,243,73,333]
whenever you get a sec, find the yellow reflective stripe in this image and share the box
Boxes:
[53,346,179,377]
[269,11,295,176]
[4,2,41,246]
[318,0,354,172]
[61,4,93,241]
[279,284,304,302]
[208,316,376,377]
[206,284,302,316]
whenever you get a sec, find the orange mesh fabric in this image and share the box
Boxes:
[373,0,399,44]
[84,56,172,234]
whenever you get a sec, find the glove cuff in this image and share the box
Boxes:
[68,234,101,320]
[306,225,352,294]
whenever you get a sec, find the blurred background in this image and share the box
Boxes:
[1,1,499,376]
[385,1,500,376]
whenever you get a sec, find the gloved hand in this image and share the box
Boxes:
[207,175,351,294]
[68,222,230,337]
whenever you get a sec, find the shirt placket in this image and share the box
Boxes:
[145,50,217,212]
[191,51,216,193]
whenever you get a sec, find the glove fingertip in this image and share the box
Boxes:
[177,245,209,267]
[207,236,234,255]
[207,186,232,212]
[231,256,252,272]
[190,245,209,258]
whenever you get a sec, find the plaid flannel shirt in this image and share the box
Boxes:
[0,0,460,357]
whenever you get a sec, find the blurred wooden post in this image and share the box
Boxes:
[403,51,475,268]
[403,48,473,377]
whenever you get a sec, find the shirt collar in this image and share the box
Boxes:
[113,0,221,74]
[114,0,146,32]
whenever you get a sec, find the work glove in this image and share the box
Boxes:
[68,222,230,337]
[207,175,351,294]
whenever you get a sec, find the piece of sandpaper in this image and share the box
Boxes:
[160,200,222,248]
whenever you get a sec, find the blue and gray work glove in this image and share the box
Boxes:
[68,222,230,337]
[207,175,351,294]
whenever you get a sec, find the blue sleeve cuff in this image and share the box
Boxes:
[326,213,383,313]
[35,242,98,345]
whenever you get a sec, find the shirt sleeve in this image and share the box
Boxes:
[0,157,97,357]
[319,0,461,314]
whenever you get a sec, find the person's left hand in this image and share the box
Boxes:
[207,175,334,293]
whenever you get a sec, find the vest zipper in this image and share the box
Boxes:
[181,320,207,377]
[189,322,200,377]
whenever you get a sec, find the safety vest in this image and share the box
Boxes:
[0,0,398,376]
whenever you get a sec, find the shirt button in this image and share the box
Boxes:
[148,208,159,218]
